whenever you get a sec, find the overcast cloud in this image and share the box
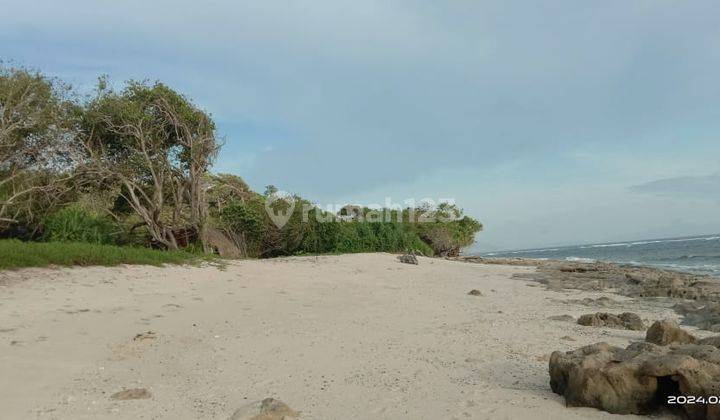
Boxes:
[2,0,719,251]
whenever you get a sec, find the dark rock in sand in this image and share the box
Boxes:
[133,331,157,341]
[645,319,697,345]
[110,388,152,400]
[577,312,645,331]
[397,253,419,265]
[468,289,483,296]
[230,397,298,420]
[550,324,720,419]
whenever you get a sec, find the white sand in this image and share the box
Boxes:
[0,253,678,419]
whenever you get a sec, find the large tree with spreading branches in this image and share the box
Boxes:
[79,80,220,250]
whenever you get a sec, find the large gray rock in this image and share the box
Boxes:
[577,312,645,331]
[550,322,720,419]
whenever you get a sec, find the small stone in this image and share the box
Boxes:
[133,331,157,341]
[110,388,151,400]
[467,289,483,296]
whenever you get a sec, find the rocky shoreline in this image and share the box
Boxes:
[459,256,720,419]
[458,256,720,331]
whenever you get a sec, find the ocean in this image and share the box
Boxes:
[480,234,720,277]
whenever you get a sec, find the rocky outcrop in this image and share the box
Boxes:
[550,320,720,419]
[646,319,697,345]
[577,312,645,331]
[457,256,720,331]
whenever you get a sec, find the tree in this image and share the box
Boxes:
[0,67,78,229]
[413,203,483,257]
[264,185,278,196]
[79,80,219,250]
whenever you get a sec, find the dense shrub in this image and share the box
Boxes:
[42,206,118,244]
[215,198,436,258]
[218,200,265,255]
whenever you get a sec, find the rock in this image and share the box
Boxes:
[560,265,597,273]
[547,315,575,322]
[397,253,418,265]
[459,257,720,331]
[560,335,576,341]
[467,289,483,296]
[699,336,720,348]
[577,312,645,331]
[566,296,619,307]
[110,388,152,400]
[229,399,297,420]
[549,339,720,418]
[645,319,697,345]
[675,302,720,331]
[133,331,156,341]
[230,398,298,420]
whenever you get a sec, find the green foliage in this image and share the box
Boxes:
[82,80,215,162]
[207,173,253,210]
[0,239,200,269]
[218,200,265,255]
[1,65,484,263]
[42,206,119,244]
[412,203,483,257]
[0,67,62,149]
[264,185,278,196]
[0,66,78,228]
[214,194,436,258]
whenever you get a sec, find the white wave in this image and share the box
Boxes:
[585,235,720,249]
[565,257,597,263]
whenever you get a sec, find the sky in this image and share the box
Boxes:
[2,0,720,252]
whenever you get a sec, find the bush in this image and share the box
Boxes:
[218,200,265,255]
[42,206,119,244]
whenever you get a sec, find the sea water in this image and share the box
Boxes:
[482,234,720,277]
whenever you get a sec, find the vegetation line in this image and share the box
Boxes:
[0,239,201,270]
[1,65,482,268]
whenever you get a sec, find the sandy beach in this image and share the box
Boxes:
[0,253,686,419]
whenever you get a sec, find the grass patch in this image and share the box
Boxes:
[0,239,205,270]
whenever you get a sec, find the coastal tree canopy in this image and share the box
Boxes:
[79,80,220,250]
[0,67,78,229]
[0,65,483,258]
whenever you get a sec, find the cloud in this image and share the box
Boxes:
[630,174,720,198]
